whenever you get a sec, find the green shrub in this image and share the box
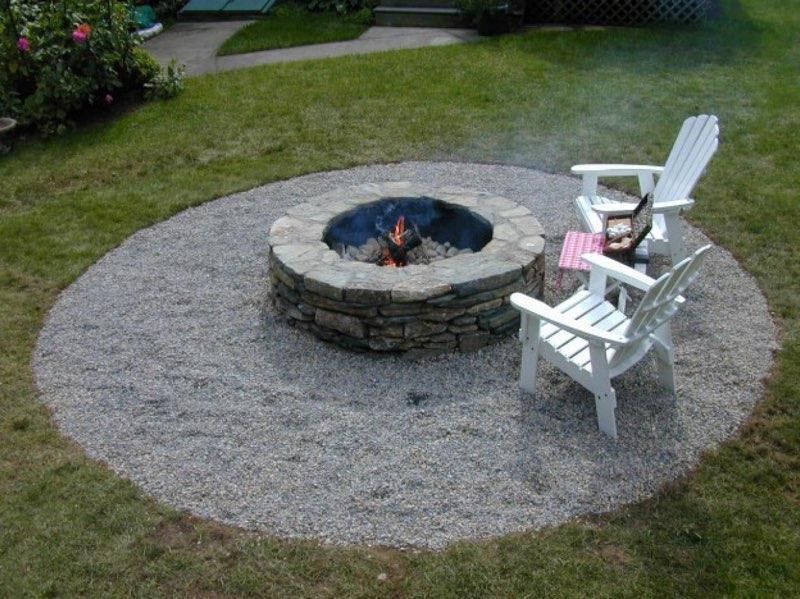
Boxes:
[0,0,183,135]
[144,59,184,100]
[142,0,187,19]
[455,0,507,20]
[305,0,377,16]
[348,7,374,26]
[131,46,161,84]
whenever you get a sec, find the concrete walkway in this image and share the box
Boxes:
[143,24,480,77]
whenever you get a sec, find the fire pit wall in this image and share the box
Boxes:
[267,183,545,353]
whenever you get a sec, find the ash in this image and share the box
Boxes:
[339,236,473,265]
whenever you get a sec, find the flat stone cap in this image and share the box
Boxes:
[268,182,545,305]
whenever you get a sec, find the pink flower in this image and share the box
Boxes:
[105,94,113,105]
[72,23,92,44]
[17,37,30,52]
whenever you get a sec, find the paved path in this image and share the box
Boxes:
[144,24,480,77]
[142,21,253,77]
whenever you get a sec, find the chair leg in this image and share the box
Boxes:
[588,342,618,438]
[594,388,618,439]
[655,355,676,403]
[653,326,677,396]
[663,213,687,264]
[519,338,540,394]
[654,348,676,395]
[519,314,541,394]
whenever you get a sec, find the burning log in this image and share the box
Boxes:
[381,215,421,267]
[336,214,472,267]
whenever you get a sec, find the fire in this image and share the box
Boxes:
[382,215,406,267]
[391,216,406,246]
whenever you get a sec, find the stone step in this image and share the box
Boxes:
[374,5,468,27]
[377,0,457,8]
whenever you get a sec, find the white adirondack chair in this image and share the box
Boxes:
[510,245,711,438]
[573,115,719,264]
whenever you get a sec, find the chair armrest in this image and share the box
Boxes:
[572,165,664,197]
[581,253,656,292]
[582,254,687,305]
[653,198,695,214]
[571,164,665,177]
[510,293,629,346]
[591,202,639,217]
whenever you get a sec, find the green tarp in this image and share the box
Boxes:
[134,5,158,28]
[179,0,276,16]
[222,0,273,12]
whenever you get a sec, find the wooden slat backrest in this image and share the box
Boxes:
[609,245,711,370]
[654,115,719,203]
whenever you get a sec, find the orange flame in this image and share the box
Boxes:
[382,215,406,267]
[391,216,406,246]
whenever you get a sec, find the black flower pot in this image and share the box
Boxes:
[476,8,512,35]
[0,118,16,155]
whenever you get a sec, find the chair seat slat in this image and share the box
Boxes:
[546,294,608,347]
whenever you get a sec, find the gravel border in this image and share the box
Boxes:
[33,162,777,549]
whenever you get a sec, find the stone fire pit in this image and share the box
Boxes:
[267,182,545,353]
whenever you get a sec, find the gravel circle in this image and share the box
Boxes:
[34,162,777,549]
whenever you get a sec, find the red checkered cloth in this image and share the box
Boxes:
[556,231,606,288]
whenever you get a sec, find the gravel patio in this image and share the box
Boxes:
[34,162,776,549]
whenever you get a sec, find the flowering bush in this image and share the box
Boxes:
[0,0,183,135]
[72,23,93,44]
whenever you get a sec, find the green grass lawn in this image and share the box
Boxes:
[217,4,370,56]
[3,0,800,595]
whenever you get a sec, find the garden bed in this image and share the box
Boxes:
[217,4,371,56]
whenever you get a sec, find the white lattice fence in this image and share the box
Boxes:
[528,0,711,24]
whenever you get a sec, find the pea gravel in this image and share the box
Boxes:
[33,162,777,549]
